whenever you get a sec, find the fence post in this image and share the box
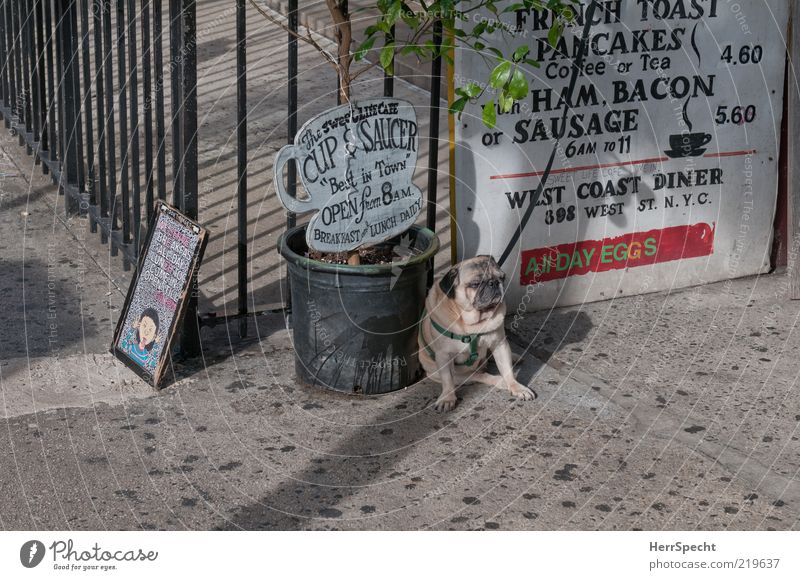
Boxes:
[80,0,96,229]
[102,0,119,250]
[169,0,183,209]
[116,0,131,256]
[35,0,49,158]
[180,0,201,357]
[285,0,298,316]
[7,2,18,125]
[126,0,142,251]
[20,0,32,151]
[236,0,248,338]
[93,0,108,239]
[142,0,155,223]
[44,0,56,162]
[57,0,81,215]
[153,0,167,202]
[0,6,7,116]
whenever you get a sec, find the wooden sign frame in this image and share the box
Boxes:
[111,201,208,387]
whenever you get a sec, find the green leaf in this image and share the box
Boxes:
[489,61,512,89]
[503,3,526,13]
[386,0,402,25]
[482,100,497,129]
[548,22,563,48]
[402,12,420,28]
[472,21,487,37]
[498,92,514,113]
[380,43,395,70]
[512,45,530,62]
[507,68,528,100]
[486,47,504,59]
[463,82,482,98]
[355,36,377,61]
[449,96,468,116]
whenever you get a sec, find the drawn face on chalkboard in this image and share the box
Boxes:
[135,308,160,351]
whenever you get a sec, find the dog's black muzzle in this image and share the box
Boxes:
[474,278,504,311]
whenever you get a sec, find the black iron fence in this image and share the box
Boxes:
[184,0,444,342]
[0,0,199,351]
[0,0,443,360]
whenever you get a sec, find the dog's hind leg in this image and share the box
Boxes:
[463,372,503,388]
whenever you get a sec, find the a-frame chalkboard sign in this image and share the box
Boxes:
[111,201,208,387]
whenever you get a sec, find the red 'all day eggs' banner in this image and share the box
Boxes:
[520,223,715,285]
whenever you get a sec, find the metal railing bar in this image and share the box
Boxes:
[79,0,96,228]
[126,0,141,252]
[116,0,131,256]
[93,0,109,240]
[141,0,155,222]
[236,0,247,338]
[152,0,166,201]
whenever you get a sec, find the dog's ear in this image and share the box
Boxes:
[439,268,459,300]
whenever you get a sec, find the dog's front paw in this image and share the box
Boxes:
[508,381,536,401]
[434,394,458,412]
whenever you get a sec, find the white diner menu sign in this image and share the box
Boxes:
[453,0,788,308]
[274,98,422,253]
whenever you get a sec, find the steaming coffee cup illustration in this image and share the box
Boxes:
[274,98,423,253]
[665,131,713,158]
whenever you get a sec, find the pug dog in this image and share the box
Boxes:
[418,255,536,412]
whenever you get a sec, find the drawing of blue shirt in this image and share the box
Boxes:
[121,328,158,372]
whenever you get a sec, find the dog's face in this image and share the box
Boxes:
[439,255,506,312]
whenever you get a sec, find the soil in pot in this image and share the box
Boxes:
[307,242,421,265]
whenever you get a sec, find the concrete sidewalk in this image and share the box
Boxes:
[0,0,798,531]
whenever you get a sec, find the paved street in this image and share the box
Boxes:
[0,0,798,531]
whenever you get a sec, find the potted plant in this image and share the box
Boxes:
[253,0,576,395]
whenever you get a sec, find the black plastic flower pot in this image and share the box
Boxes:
[278,224,439,395]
